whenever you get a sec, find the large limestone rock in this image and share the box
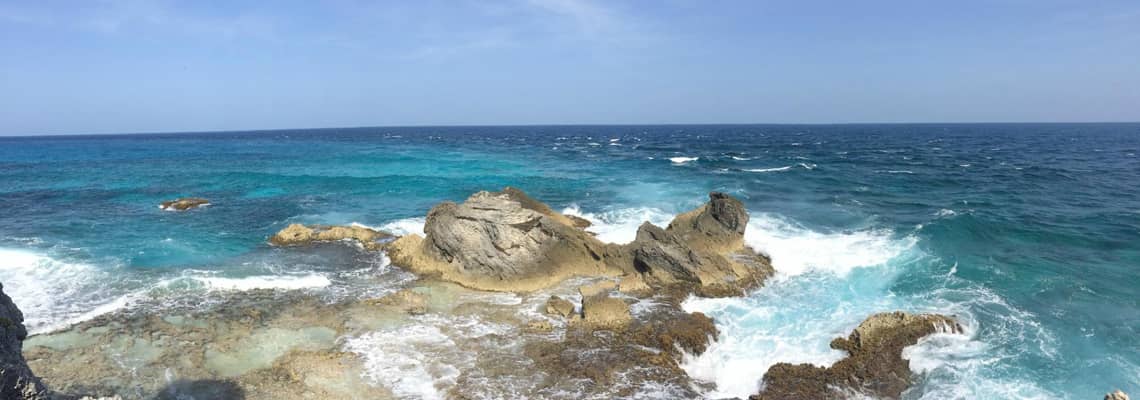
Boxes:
[386,188,627,292]
[751,312,962,400]
[159,197,210,211]
[0,283,49,400]
[629,192,774,297]
[269,224,393,251]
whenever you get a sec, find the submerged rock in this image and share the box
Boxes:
[269,223,393,251]
[0,283,49,400]
[159,197,210,211]
[365,289,427,315]
[386,187,628,292]
[751,312,962,400]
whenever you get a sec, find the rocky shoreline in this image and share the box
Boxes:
[1,188,1056,399]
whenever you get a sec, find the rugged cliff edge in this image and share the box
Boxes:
[0,283,49,400]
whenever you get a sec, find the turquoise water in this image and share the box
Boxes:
[1,124,1137,398]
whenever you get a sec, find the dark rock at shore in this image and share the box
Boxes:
[159,198,210,211]
[0,283,49,400]
[751,312,962,400]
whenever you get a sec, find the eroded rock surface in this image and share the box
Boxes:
[159,197,210,211]
[751,312,962,400]
[1106,390,1131,400]
[270,223,394,251]
[386,188,628,292]
[0,283,49,400]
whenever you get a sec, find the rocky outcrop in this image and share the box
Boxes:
[751,312,962,400]
[386,188,628,292]
[0,283,49,400]
[628,192,774,297]
[159,198,210,211]
[269,224,394,251]
[1107,390,1130,400]
[386,188,773,297]
[576,282,631,330]
[543,296,575,318]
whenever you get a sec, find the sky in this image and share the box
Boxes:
[1,0,1139,135]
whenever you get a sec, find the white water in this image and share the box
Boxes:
[0,248,136,334]
[561,205,674,244]
[670,156,699,165]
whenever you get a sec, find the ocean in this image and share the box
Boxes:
[1,123,1137,399]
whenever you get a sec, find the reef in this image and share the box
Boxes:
[750,312,962,400]
[158,198,210,211]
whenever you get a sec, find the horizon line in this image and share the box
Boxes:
[4,120,1139,139]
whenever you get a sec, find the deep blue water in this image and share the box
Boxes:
[1,124,1138,399]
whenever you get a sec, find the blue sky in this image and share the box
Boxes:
[1,0,1138,135]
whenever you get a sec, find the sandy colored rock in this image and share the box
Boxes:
[751,312,962,400]
[543,296,575,318]
[367,289,428,315]
[1107,390,1130,400]
[269,223,393,251]
[385,188,628,292]
[159,197,210,211]
[578,280,617,299]
[578,293,631,330]
[564,214,592,229]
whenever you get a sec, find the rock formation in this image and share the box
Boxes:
[386,188,629,292]
[0,283,49,400]
[269,224,393,251]
[1107,390,1130,400]
[386,188,773,297]
[159,198,210,211]
[751,312,962,400]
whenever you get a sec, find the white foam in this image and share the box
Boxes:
[561,205,674,244]
[731,156,752,161]
[743,213,914,277]
[0,248,135,334]
[189,274,331,291]
[935,209,957,217]
[379,217,427,236]
[745,166,792,173]
[669,156,699,164]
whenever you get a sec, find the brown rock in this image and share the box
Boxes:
[159,197,210,211]
[578,294,631,330]
[366,289,428,315]
[751,312,962,400]
[564,214,592,229]
[269,223,393,251]
[1107,390,1130,400]
[543,296,576,318]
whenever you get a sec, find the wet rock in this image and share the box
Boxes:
[159,197,210,211]
[629,222,771,297]
[543,296,575,318]
[386,187,627,292]
[751,312,962,400]
[366,289,428,315]
[0,283,49,400]
[578,294,631,330]
[564,214,592,229]
[269,223,393,251]
[1106,390,1130,400]
[667,191,748,252]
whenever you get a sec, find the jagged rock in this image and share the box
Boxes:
[565,214,592,229]
[386,188,628,292]
[1106,390,1130,400]
[751,312,962,400]
[159,197,210,211]
[543,296,575,318]
[269,224,393,251]
[628,193,774,297]
[366,289,427,315]
[0,283,49,400]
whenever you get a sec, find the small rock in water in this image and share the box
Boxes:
[269,223,393,251]
[1107,390,1130,400]
[159,197,210,211]
[543,296,576,318]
